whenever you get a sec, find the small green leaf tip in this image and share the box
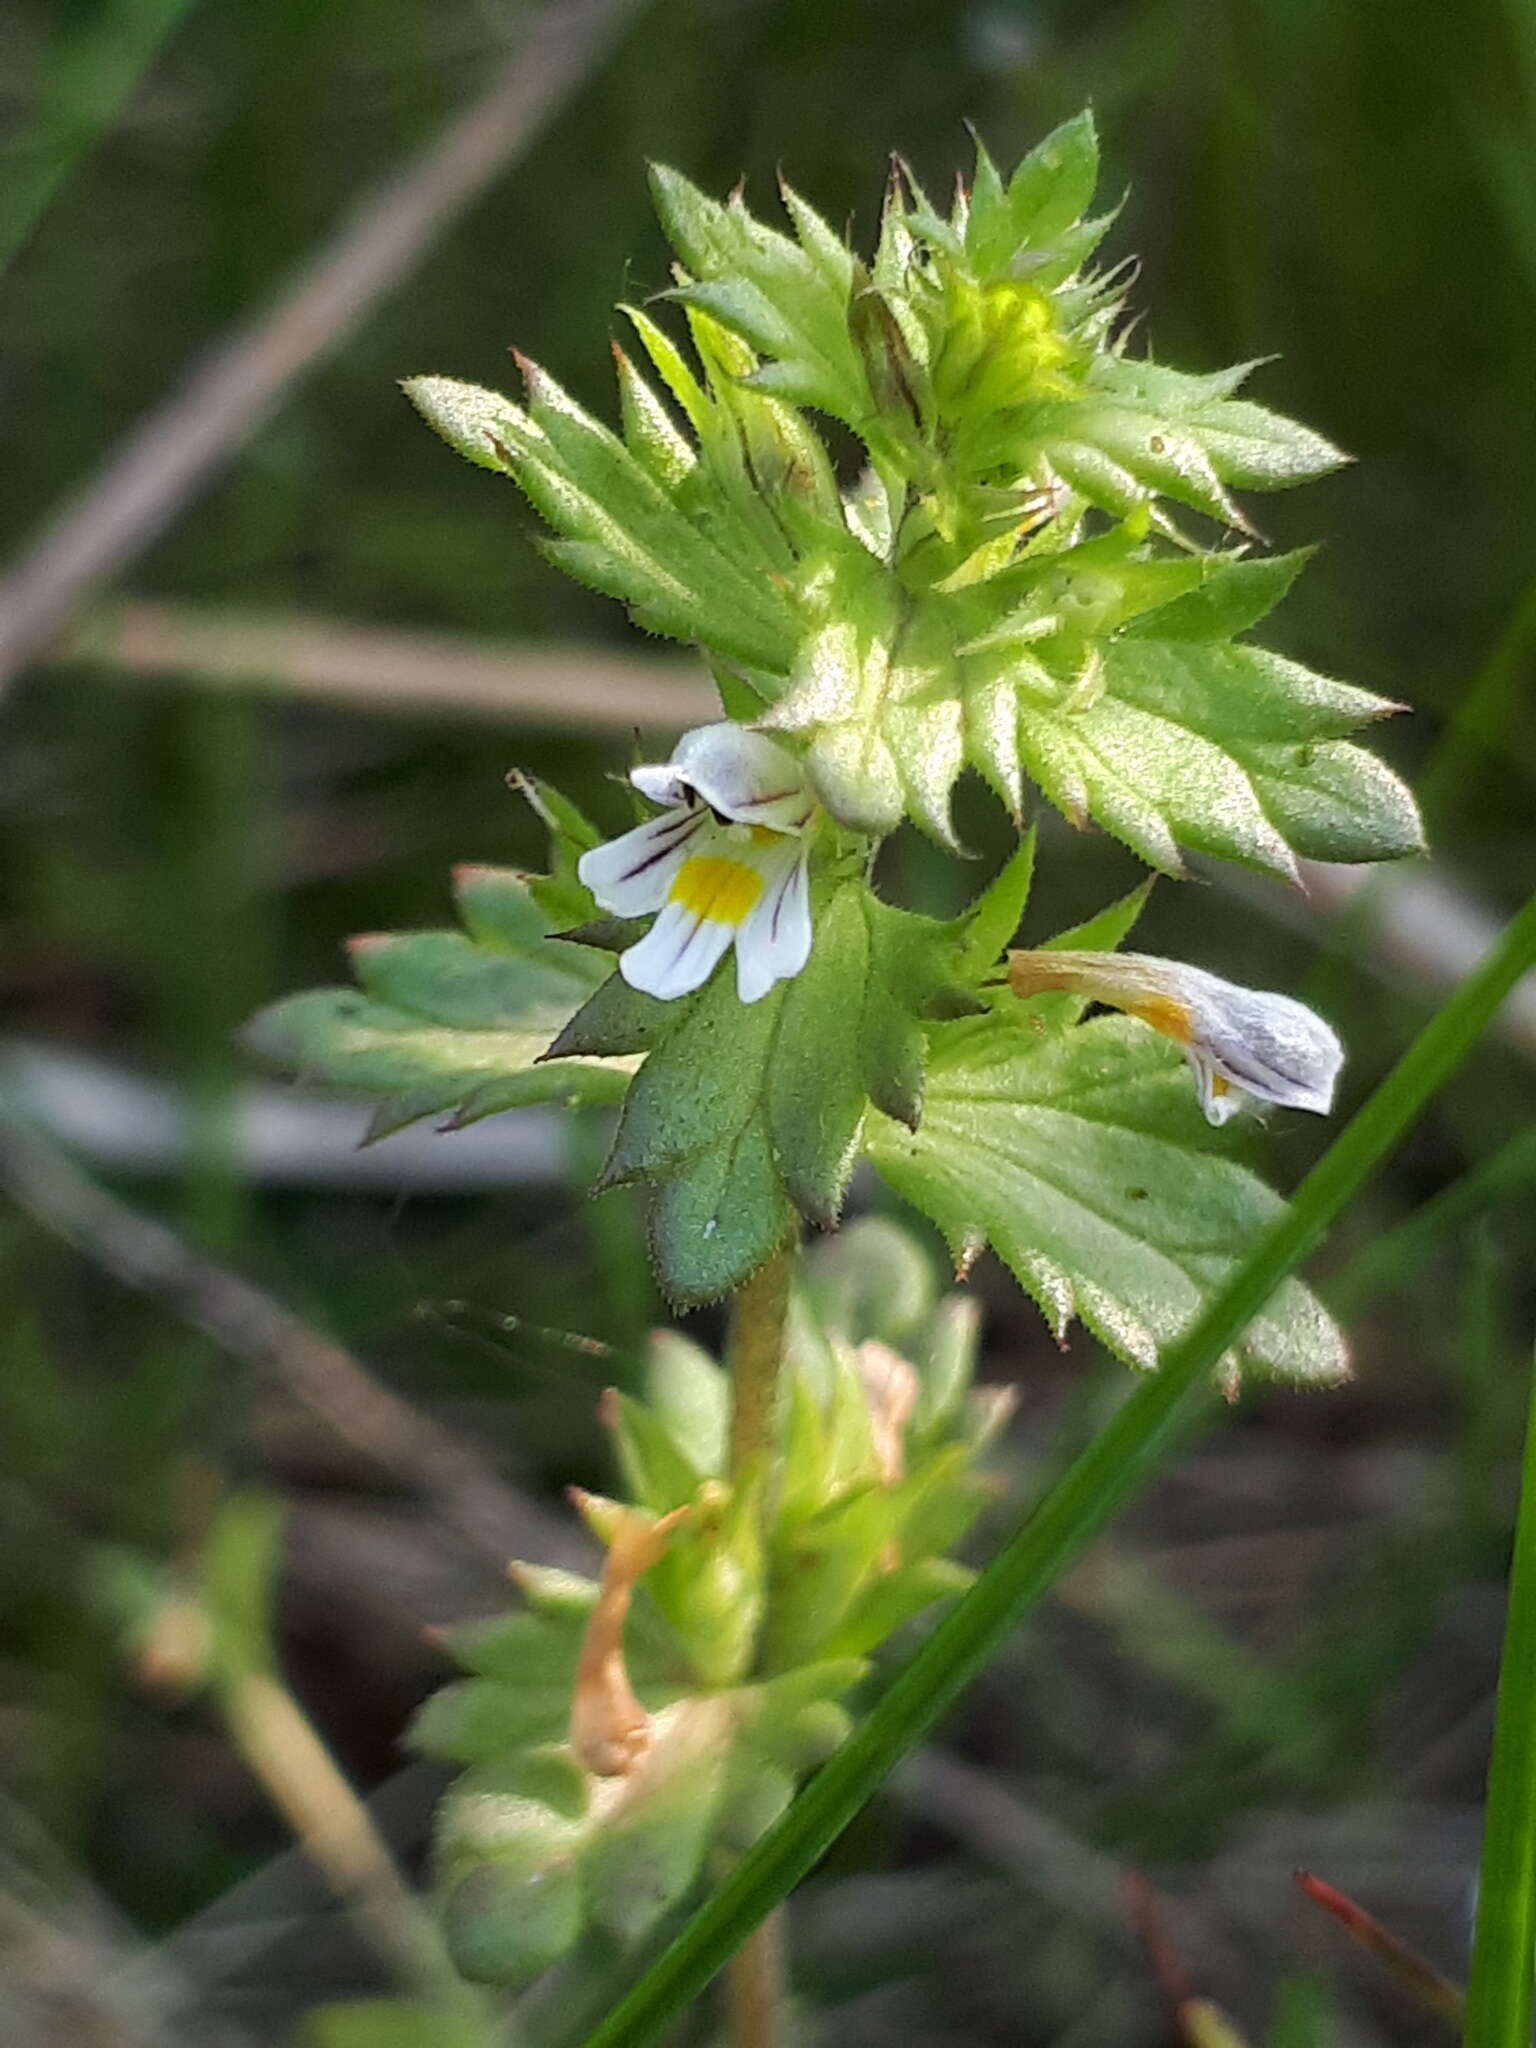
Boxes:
[400,375,524,474]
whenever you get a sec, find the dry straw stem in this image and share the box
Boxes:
[723,1907,786,2048]
[1297,859,1536,1062]
[0,1101,562,1568]
[0,0,638,695]
[223,1667,464,2006]
[64,598,716,732]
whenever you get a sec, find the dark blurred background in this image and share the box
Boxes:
[1,2,1534,2042]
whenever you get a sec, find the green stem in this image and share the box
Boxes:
[1463,1340,1536,2046]
[723,1908,785,2048]
[723,1243,795,2048]
[581,887,1536,2048]
[726,1244,794,1490]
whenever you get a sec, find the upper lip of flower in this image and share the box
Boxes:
[1007,947,1344,1125]
[629,724,817,836]
[576,724,817,1006]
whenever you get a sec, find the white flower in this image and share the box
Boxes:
[577,724,816,1005]
[1007,948,1344,1126]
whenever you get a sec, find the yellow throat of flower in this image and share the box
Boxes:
[668,854,765,927]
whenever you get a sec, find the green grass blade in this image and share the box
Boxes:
[1463,1336,1536,2047]
[0,0,199,278]
[580,886,1536,2048]
[1329,1123,1536,1317]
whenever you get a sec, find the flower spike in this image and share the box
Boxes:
[1007,949,1344,1126]
[578,724,816,1004]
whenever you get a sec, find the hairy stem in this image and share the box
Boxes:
[724,1908,785,2048]
[726,1242,795,1489]
[724,1242,795,2048]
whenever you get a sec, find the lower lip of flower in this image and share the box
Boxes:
[668,854,765,926]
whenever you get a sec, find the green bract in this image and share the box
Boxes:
[411,1223,1001,1986]
[868,1014,1347,1388]
[550,874,981,1303]
[247,804,1347,1375]
[405,111,1419,869]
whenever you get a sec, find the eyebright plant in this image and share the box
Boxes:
[247,114,1422,2009]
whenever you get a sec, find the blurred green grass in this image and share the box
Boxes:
[1,1,1534,2042]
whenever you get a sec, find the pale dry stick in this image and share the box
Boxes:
[0,0,639,694]
[221,1667,478,2018]
[2,1036,573,1192]
[1213,854,1536,1066]
[0,1099,568,1569]
[66,598,718,731]
[1298,857,1536,1058]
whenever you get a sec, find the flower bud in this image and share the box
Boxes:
[931,277,1072,419]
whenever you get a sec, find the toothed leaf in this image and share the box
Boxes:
[589,879,967,1305]
[244,836,632,1131]
[866,1013,1349,1387]
[1004,633,1421,877]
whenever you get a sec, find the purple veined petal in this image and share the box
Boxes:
[668,724,815,833]
[619,896,736,1000]
[1181,978,1343,1116]
[1009,948,1344,1122]
[576,806,708,916]
[734,843,813,1003]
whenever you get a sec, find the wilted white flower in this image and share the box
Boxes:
[578,724,816,1004]
[1007,948,1344,1126]
[568,1498,688,1778]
